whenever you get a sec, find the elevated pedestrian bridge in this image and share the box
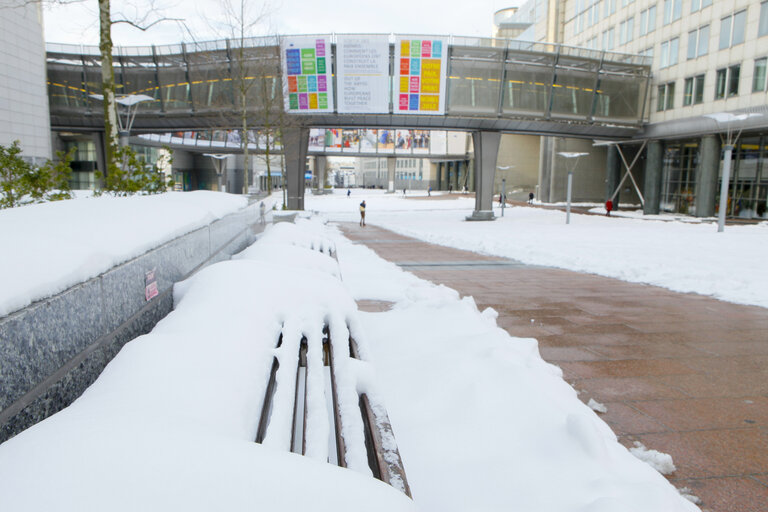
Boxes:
[46,34,651,215]
[47,34,650,136]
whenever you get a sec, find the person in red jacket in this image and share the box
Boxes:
[605,199,613,216]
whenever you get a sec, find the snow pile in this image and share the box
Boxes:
[0,191,249,317]
[0,199,700,512]
[235,220,341,278]
[588,398,608,413]
[677,487,703,505]
[0,223,415,511]
[307,190,768,309]
[629,442,677,475]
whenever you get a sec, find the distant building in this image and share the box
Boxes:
[0,2,51,163]
[494,0,768,218]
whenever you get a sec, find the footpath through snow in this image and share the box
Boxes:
[0,194,701,511]
[307,189,768,309]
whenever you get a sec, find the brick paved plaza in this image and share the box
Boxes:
[342,223,768,512]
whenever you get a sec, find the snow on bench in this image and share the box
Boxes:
[0,217,414,511]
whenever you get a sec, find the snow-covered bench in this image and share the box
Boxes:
[0,217,415,511]
[256,324,410,496]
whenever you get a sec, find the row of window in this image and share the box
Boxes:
[574,0,716,35]
[578,1,768,52]
[656,58,768,112]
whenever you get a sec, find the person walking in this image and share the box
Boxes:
[528,192,534,205]
[359,200,366,226]
[605,199,613,216]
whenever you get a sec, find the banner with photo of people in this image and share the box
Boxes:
[394,37,448,115]
[281,36,334,113]
[336,35,390,113]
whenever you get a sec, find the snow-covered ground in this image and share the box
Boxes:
[0,208,700,511]
[0,191,253,317]
[307,189,768,309]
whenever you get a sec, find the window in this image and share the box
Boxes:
[754,58,768,92]
[660,37,679,68]
[683,75,705,105]
[715,65,740,99]
[728,64,740,96]
[759,1,768,37]
[691,0,712,12]
[603,27,615,50]
[574,0,601,33]
[657,82,675,111]
[694,74,705,104]
[619,17,635,44]
[683,78,693,106]
[663,0,681,24]
[716,68,727,99]
[641,47,654,59]
[604,0,617,17]
[687,25,710,59]
[698,25,710,56]
[720,10,747,50]
[640,5,657,35]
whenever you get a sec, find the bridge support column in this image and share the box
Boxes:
[452,161,460,192]
[284,126,309,210]
[387,157,396,192]
[467,159,474,192]
[94,132,107,182]
[644,140,663,215]
[695,135,720,218]
[605,145,621,207]
[315,155,327,193]
[467,131,501,221]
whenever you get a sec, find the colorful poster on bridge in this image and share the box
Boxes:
[336,35,390,113]
[394,37,447,115]
[281,36,334,113]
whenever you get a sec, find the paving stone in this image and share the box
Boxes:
[339,223,768,512]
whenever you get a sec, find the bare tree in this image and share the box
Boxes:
[99,0,182,177]
[207,0,270,194]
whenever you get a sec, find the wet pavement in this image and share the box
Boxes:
[341,222,768,512]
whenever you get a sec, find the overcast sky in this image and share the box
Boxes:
[44,0,524,47]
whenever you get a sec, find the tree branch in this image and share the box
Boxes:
[111,16,183,31]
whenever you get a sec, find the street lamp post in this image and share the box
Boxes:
[703,112,762,233]
[557,152,588,225]
[204,154,229,192]
[91,93,155,145]
[497,165,513,217]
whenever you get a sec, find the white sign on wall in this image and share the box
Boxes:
[394,36,448,115]
[336,35,390,114]
[281,36,334,113]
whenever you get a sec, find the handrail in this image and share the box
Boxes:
[45,33,652,68]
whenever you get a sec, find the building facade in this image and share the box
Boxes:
[567,0,768,218]
[499,0,768,218]
[0,2,51,163]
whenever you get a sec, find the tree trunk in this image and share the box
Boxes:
[98,0,119,177]
[241,99,248,194]
[265,130,272,193]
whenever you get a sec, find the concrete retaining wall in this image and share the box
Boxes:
[0,203,265,443]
